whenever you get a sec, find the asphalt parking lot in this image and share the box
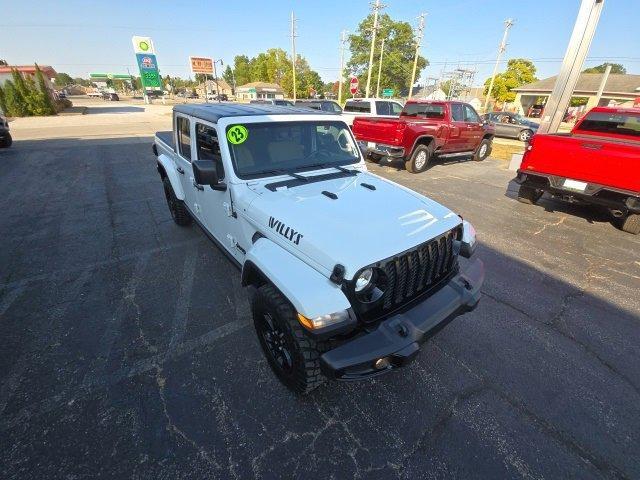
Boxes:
[1,102,639,479]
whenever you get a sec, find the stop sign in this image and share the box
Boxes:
[349,76,359,95]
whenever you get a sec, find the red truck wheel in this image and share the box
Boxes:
[517,185,542,205]
[621,214,640,235]
[473,139,492,161]
[406,145,432,173]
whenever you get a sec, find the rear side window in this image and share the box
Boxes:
[578,112,640,137]
[344,101,371,113]
[176,116,191,160]
[196,123,224,180]
[375,101,390,116]
[325,102,342,113]
[451,104,464,122]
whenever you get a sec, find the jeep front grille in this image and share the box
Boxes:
[380,227,459,311]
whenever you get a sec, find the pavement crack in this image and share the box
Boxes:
[532,216,566,235]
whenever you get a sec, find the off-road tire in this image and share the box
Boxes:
[517,184,542,205]
[162,176,192,226]
[252,284,326,394]
[621,213,640,235]
[0,133,12,148]
[405,144,433,173]
[518,129,533,142]
[473,138,492,161]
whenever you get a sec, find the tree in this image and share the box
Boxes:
[233,55,253,86]
[583,63,626,74]
[347,13,428,97]
[54,72,74,87]
[34,64,56,115]
[484,58,537,103]
[1,81,28,117]
[222,65,236,91]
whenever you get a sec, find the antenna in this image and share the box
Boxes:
[290,11,298,101]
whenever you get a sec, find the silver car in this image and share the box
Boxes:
[482,112,538,142]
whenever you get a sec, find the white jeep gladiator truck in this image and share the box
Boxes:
[341,98,404,126]
[153,103,484,394]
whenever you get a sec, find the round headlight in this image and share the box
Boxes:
[354,268,373,292]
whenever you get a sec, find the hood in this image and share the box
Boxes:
[243,171,461,279]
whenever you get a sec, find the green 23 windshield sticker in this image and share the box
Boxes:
[227,125,248,145]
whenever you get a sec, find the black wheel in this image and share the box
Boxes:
[162,176,192,226]
[517,184,542,205]
[0,133,12,148]
[252,284,325,394]
[518,129,533,142]
[405,144,432,173]
[473,138,492,161]
[621,213,640,235]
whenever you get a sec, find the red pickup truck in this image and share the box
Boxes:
[516,107,640,234]
[351,100,495,173]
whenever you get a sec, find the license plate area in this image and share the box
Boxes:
[562,179,587,192]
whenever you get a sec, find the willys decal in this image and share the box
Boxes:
[268,217,304,245]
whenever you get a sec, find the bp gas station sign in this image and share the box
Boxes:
[132,36,162,91]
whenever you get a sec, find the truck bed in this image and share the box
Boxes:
[156,131,174,150]
[523,132,640,193]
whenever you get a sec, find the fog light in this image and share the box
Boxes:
[374,357,390,370]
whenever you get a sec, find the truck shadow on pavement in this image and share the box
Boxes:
[0,136,639,479]
[86,106,146,114]
[505,178,619,228]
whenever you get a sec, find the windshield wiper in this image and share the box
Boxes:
[259,169,309,182]
[301,162,359,175]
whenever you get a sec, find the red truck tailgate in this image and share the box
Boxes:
[352,117,402,145]
[522,134,640,193]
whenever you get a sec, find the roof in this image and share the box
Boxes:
[198,79,232,90]
[0,65,57,78]
[236,81,284,92]
[514,73,640,95]
[173,103,330,123]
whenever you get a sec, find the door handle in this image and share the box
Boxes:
[176,166,184,174]
[581,143,602,150]
[192,180,204,191]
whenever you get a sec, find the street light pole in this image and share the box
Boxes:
[408,13,426,100]
[365,0,384,98]
[483,18,514,112]
[291,11,297,101]
[537,0,605,133]
[376,38,385,98]
[338,30,348,105]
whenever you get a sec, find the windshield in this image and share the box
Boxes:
[226,121,361,179]
[578,111,640,137]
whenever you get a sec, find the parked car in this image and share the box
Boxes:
[0,114,12,148]
[153,103,483,393]
[102,92,119,101]
[352,100,495,173]
[527,104,545,118]
[250,99,295,106]
[516,107,640,234]
[341,98,404,126]
[295,99,343,114]
[482,111,538,142]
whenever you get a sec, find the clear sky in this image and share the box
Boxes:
[1,0,638,86]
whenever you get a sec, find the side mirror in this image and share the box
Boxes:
[192,160,226,191]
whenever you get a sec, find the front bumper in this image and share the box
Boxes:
[320,257,484,380]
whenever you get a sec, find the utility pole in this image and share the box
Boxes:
[290,11,297,101]
[408,13,426,100]
[538,0,605,133]
[483,18,514,112]
[365,0,384,98]
[338,30,348,105]
[376,38,385,98]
